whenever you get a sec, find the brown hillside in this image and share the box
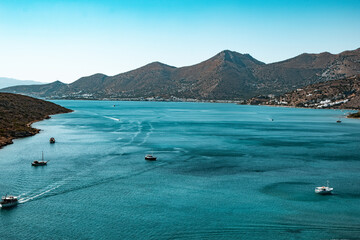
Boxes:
[1,48,359,100]
[0,93,72,148]
[247,75,360,109]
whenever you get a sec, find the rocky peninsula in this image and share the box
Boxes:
[0,93,72,148]
[347,111,360,118]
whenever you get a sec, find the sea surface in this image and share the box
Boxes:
[1,101,360,239]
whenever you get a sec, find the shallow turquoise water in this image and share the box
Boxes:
[0,101,360,239]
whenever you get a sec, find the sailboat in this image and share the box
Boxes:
[32,151,48,166]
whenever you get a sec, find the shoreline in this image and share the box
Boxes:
[0,92,74,150]
[263,104,360,119]
[51,97,360,113]
[257,103,359,111]
[0,111,73,150]
[1,100,358,149]
[46,97,245,104]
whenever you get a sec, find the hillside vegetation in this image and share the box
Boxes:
[0,93,72,148]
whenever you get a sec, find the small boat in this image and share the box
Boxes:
[32,152,48,166]
[145,154,157,161]
[0,195,18,208]
[336,120,341,123]
[49,137,55,143]
[315,181,333,195]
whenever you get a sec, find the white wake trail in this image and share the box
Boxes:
[139,122,154,146]
[104,116,121,122]
[19,184,63,203]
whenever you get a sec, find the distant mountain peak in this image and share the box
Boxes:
[144,61,176,69]
[53,80,65,84]
[213,50,265,66]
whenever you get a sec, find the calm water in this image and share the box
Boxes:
[1,101,360,239]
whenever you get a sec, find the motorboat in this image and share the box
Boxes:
[145,154,157,161]
[0,195,18,208]
[315,181,333,195]
[32,152,48,166]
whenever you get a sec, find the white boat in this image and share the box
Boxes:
[0,195,18,208]
[315,181,333,195]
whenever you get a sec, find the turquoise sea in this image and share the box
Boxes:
[1,101,360,239]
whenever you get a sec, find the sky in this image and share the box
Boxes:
[0,0,359,83]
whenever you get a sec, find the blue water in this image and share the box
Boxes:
[1,101,360,239]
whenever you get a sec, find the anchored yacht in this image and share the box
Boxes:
[315,181,333,195]
[145,154,157,161]
[32,152,48,166]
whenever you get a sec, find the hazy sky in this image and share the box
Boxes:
[1,0,359,83]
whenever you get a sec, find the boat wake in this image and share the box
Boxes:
[19,184,63,203]
[117,120,153,146]
[139,122,153,146]
[104,116,122,122]
[17,161,167,204]
[16,116,164,205]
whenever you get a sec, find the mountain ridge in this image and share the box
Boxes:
[1,48,359,100]
[0,77,44,89]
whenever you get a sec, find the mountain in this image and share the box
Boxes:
[1,48,360,100]
[0,80,68,98]
[0,93,72,148]
[251,48,360,95]
[0,77,43,89]
[247,75,360,109]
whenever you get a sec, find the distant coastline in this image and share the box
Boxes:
[47,97,245,104]
[50,97,360,119]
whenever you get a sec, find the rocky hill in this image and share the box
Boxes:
[0,93,72,148]
[247,75,360,109]
[1,48,360,100]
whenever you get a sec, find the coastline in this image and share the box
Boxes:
[1,98,356,150]
[52,97,360,114]
[47,97,245,104]
[245,104,360,115]
[0,111,73,149]
[52,98,360,120]
[0,92,74,150]
[347,111,360,119]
